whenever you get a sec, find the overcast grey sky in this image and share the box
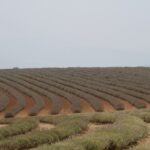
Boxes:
[0,0,150,69]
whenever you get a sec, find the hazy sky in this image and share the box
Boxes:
[0,0,150,68]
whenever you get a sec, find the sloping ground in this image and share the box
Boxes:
[0,67,149,118]
[15,96,34,117]
[0,93,150,118]
[60,97,72,114]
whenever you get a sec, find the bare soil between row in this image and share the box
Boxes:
[0,95,150,118]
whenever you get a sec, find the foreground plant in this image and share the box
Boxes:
[0,118,38,140]
[33,115,148,150]
[0,116,88,150]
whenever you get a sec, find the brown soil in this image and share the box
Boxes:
[0,94,150,118]
[139,100,150,108]
[80,98,94,113]
[5,95,16,112]
[60,97,71,114]
[38,96,52,116]
[15,95,34,118]
[137,135,150,146]
[0,124,7,128]
[118,99,135,110]
[99,99,115,112]
[0,112,4,119]
[38,123,55,130]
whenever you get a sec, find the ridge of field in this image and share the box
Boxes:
[0,67,149,118]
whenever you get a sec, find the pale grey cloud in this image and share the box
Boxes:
[0,0,150,68]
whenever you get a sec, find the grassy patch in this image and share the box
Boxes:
[89,112,116,124]
[33,115,148,150]
[0,110,149,150]
[0,116,88,149]
[0,118,38,140]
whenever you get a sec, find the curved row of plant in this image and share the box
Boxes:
[46,69,150,105]
[15,71,103,112]
[0,118,38,140]
[33,115,148,150]
[4,72,82,113]
[0,115,88,149]
[0,76,45,116]
[0,91,10,112]
[18,71,124,110]
[32,110,150,150]
[0,109,149,149]
[0,73,63,115]
[0,82,26,117]
[65,68,150,95]
[39,71,146,109]
[31,70,146,110]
